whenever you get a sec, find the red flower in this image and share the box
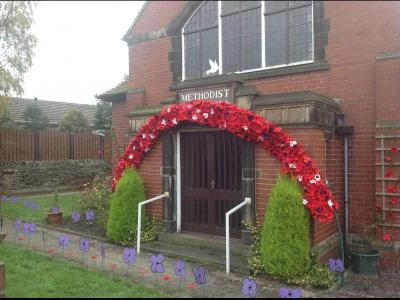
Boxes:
[111,263,118,270]
[32,245,39,251]
[91,255,98,260]
[390,147,398,154]
[387,210,395,221]
[384,232,392,241]
[390,197,398,205]
[139,268,147,276]
[162,275,172,281]
[67,251,75,257]
[385,156,393,162]
[385,170,394,178]
[18,235,24,241]
[111,100,339,222]
[47,248,56,254]
[188,282,197,289]
[387,185,398,193]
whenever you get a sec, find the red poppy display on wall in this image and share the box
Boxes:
[111,100,339,222]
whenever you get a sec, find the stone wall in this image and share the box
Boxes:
[0,160,111,194]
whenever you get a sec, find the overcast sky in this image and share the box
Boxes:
[22,1,144,105]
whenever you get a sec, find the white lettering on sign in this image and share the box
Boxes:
[179,88,231,102]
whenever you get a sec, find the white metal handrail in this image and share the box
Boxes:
[137,192,169,254]
[225,197,251,274]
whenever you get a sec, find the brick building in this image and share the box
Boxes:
[99,1,400,270]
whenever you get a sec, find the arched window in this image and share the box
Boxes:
[182,1,313,80]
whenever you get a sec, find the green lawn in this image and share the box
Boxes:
[0,192,81,224]
[0,242,168,298]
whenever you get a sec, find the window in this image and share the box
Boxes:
[182,1,313,80]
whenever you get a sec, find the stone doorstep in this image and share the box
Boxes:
[157,231,249,256]
[141,241,250,276]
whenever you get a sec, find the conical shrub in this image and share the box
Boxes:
[260,175,311,279]
[107,168,145,243]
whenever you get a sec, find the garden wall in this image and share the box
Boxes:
[0,160,111,194]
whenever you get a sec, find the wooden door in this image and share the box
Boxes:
[181,131,243,237]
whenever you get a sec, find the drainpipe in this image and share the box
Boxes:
[335,112,354,265]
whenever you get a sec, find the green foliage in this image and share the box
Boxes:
[0,95,15,128]
[93,97,112,131]
[107,168,145,243]
[1,192,81,223]
[51,189,60,211]
[0,1,37,96]
[58,109,90,132]
[260,175,311,279]
[23,102,49,131]
[121,215,161,247]
[243,217,265,277]
[79,175,112,231]
[0,243,168,298]
[244,216,335,289]
[287,254,336,289]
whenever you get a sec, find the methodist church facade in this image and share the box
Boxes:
[99,1,400,270]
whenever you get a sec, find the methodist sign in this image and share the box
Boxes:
[178,86,233,102]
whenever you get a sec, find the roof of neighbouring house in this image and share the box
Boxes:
[8,97,97,126]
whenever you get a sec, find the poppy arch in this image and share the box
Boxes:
[112,100,339,223]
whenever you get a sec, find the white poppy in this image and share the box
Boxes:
[203,113,208,119]
[327,199,334,208]
[161,119,166,125]
[128,154,133,160]
[289,163,296,169]
[172,118,178,125]
[303,199,308,205]
[315,174,321,181]
[290,140,297,147]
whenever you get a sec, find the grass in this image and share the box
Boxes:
[0,192,81,224]
[0,242,169,298]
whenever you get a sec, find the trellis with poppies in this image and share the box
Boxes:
[111,100,339,223]
[377,134,400,242]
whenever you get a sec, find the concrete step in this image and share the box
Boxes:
[157,232,249,256]
[141,240,250,275]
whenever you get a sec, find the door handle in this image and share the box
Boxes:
[210,180,216,190]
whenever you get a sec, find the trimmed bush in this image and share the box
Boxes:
[79,175,112,231]
[260,175,311,279]
[106,168,145,243]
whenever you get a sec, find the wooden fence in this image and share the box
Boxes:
[0,128,112,162]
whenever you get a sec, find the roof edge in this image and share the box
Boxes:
[122,1,149,42]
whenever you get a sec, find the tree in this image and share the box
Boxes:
[23,101,49,131]
[93,97,112,131]
[0,95,15,128]
[58,109,90,133]
[0,1,37,97]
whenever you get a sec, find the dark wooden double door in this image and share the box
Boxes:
[181,131,243,238]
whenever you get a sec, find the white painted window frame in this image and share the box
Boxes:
[181,1,314,81]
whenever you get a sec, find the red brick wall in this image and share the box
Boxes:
[376,57,400,122]
[111,101,129,164]
[110,1,400,260]
[137,139,163,218]
[129,37,176,105]
[129,1,187,35]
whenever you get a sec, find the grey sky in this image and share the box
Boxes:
[22,1,144,105]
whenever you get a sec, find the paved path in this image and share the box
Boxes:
[0,216,392,298]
